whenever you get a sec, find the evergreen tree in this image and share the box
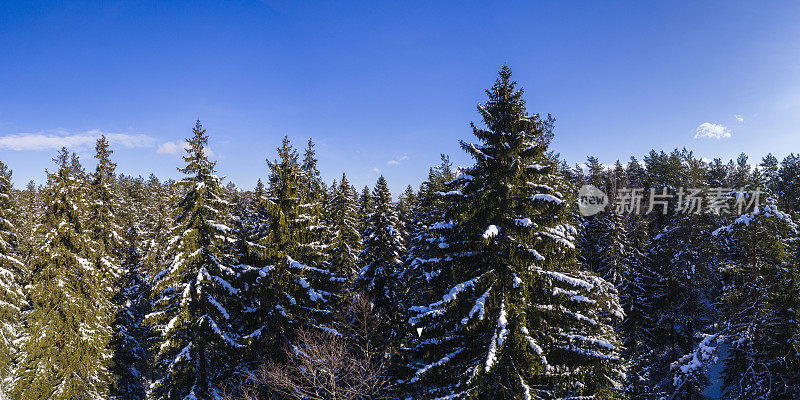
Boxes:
[13,180,41,264]
[357,176,406,341]
[358,185,373,236]
[759,153,779,196]
[0,161,24,397]
[140,175,176,281]
[111,224,152,400]
[299,139,342,310]
[777,154,800,215]
[403,155,456,310]
[87,137,125,374]
[639,150,721,398]
[148,121,241,400]
[407,67,624,400]
[397,184,417,243]
[713,200,800,398]
[13,148,114,400]
[238,137,332,371]
[327,173,362,283]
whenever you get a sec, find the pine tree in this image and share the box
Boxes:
[327,173,362,283]
[358,185,373,236]
[299,139,342,310]
[140,175,175,281]
[13,148,114,400]
[713,199,800,398]
[397,185,417,243]
[238,137,332,371]
[0,161,24,397]
[88,135,123,283]
[110,224,152,400]
[357,176,406,339]
[407,67,624,400]
[403,155,455,310]
[13,180,41,264]
[777,153,800,215]
[639,150,721,398]
[87,138,127,390]
[759,153,779,196]
[148,121,241,400]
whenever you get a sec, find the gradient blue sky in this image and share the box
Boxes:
[2,1,799,193]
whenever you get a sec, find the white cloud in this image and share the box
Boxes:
[694,123,731,140]
[156,140,188,155]
[387,154,409,166]
[0,130,157,151]
[372,167,380,173]
[735,114,744,122]
[157,140,214,157]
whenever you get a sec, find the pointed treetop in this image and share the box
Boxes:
[94,135,116,178]
[179,120,216,179]
[302,138,319,175]
[52,147,70,170]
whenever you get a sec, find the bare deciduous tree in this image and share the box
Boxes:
[224,294,394,400]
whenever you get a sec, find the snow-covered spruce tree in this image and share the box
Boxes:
[87,136,124,337]
[356,176,406,342]
[327,173,362,283]
[578,158,658,398]
[639,149,721,398]
[758,153,780,197]
[140,174,176,280]
[397,185,417,244]
[711,199,800,398]
[578,156,625,285]
[0,161,25,397]
[13,180,42,265]
[237,137,332,370]
[12,148,114,400]
[148,121,241,400]
[777,153,800,215]
[407,67,624,400]
[110,224,152,400]
[403,155,456,312]
[299,139,342,309]
[358,185,374,237]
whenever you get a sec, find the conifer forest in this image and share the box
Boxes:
[2,67,800,400]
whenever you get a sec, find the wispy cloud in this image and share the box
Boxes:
[156,140,187,155]
[0,129,157,151]
[735,114,744,122]
[387,154,409,165]
[694,122,731,140]
[157,140,214,157]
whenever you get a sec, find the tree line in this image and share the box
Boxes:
[0,66,799,400]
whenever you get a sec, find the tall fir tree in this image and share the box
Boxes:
[403,155,456,309]
[0,161,24,397]
[299,139,342,310]
[238,137,332,371]
[13,148,114,400]
[327,173,362,283]
[356,176,406,345]
[397,185,417,244]
[111,224,152,400]
[87,135,124,291]
[638,150,721,398]
[148,121,241,400]
[358,185,374,236]
[407,67,624,400]
[777,153,800,215]
[713,199,800,398]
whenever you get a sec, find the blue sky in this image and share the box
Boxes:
[1,1,799,193]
